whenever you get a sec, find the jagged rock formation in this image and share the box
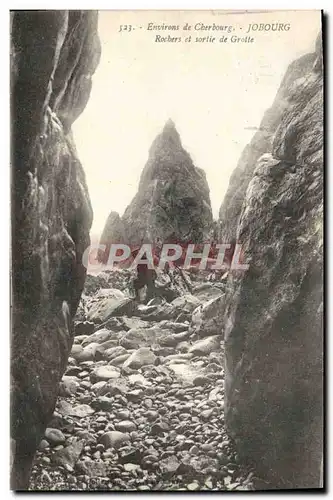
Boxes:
[100,212,125,246]
[223,35,323,488]
[218,39,320,242]
[101,120,213,250]
[11,11,100,489]
[98,211,126,263]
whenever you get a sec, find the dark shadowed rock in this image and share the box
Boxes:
[11,10,100,489]
[74,321,95,337]
[91,396,114,411]
[83,273,109,296]
[224,35,323,489]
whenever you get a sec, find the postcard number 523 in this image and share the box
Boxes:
[119,25,133,32]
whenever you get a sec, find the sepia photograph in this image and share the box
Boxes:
[10,9,323,491]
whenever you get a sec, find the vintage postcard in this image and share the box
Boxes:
[10,9,323,491]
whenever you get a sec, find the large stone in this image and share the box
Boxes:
[11,10,100,490]
[159,331,190,347]
[51,439,84,469]
[91,396,114,412]
[99,431,130,450]
[102,378,129,396]
[115,420,137,433]
[189,336,220,356]
[224,35,323,489]
[59,376,80,396]
[159,455,180,477]
[76,460,109,477]
[123,348,157,370]
[120,325,173,350]
[154,269,191,302]
[90,366,121,383]
[70,344,84,358]
[121,317,151,331]
[81,328,113,347]
[68,404,95,418]
[91,381,107,395]
[86,290,134,323]
[168,362,199,385]
[136,295,196,323]
[119,329,147,350]
[44,428,66,446]
[102,345,127,361]
[71,342,100,362]
[109,353,131,366]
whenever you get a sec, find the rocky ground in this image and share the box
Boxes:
[29,268,258,491]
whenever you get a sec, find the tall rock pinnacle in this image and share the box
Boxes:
[101,120,213,247]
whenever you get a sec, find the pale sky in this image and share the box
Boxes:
[72,10,321,238]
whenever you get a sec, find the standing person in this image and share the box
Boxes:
[131,244,158,303]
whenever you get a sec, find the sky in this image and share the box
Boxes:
[72,10,321,239]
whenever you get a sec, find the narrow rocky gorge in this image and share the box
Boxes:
[30,269,256,491]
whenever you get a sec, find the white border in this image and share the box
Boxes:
[2,1,331,498]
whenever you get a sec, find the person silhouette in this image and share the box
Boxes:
[131,243,159,303]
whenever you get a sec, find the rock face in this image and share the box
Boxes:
[218,41,319,242]
[223,35,323,488]
[11,11,100,489]
[101,119,213,249]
